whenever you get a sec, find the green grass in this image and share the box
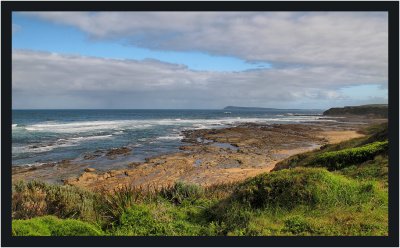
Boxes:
[12,216,103,236]
[111,202,209,236]
[12,175,388,236]
[203,167,387,235]
[338,155,388,182]
[233,168,383,209]
[310,141,388,170]
[12,122,388,236]
[274,122,388,172]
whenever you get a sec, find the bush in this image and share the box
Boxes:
[12,181,97,222]
[232,168,379,209]
[311,141,388,170]
[160,182,204,205]
[12,216,103,236]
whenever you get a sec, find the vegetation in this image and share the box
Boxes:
[233,168,382,209]
[12,181,98,222]
[323,104,388,118]
[12,123,388,236]
[310,141,388,170]
[12,216,103,236]
[273,123,388,171]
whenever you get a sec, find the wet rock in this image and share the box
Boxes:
[128,162,142,168]
[106,147,132,158]
[83,153,101,160]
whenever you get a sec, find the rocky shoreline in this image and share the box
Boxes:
[12,117,385,191]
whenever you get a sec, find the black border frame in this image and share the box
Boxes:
[1,1,399,247]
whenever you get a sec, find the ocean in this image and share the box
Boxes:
[12,109,327,169]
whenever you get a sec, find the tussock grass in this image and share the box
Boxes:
[160,181,205,205]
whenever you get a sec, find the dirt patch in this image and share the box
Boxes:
[317,130,365,144]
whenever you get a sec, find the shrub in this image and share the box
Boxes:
[160,182,204,205]
[311,141,388,170]
[12,216,103,236]
[12,181,97,222]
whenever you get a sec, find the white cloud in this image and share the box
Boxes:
[12,50,387,109]
[23,11,388,79]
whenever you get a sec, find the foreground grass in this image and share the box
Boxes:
[12,216,103,236]
[12,123,389,236]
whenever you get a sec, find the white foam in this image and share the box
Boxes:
[25,120,153,133]
[13,142,77,153]
[13,162,46,167]
[156,135,184,140]
[13,134,113,154]
[23,115,333,134]
[12,124,18,128]
[69,135,113,141]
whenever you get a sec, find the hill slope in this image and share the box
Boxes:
[323,104,388,118]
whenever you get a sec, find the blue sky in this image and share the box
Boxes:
[12,13,271,72]
[12,12,388,109]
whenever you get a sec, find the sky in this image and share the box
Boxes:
[12,12,388,109]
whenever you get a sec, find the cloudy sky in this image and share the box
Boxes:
[12,12,388,109]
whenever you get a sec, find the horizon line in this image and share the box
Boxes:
[11,108,326,111]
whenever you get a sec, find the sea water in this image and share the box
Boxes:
[12,109,327,168]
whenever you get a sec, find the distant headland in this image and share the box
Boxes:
[323,104,388,118]
[223,106,321,111]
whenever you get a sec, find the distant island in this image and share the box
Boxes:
[323,104,388,118]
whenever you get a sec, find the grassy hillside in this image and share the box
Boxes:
[323,104,388,118]
[12,123,388,236]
